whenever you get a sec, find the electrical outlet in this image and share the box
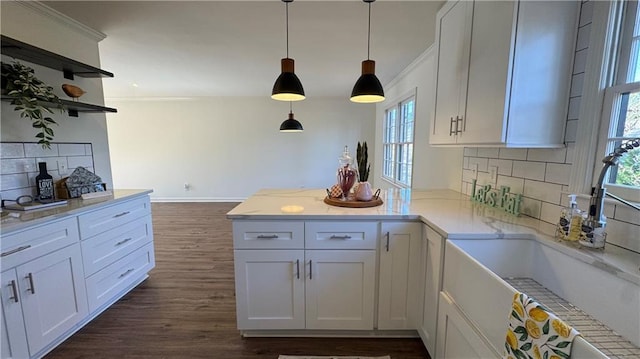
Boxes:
[489,166,498,183]
[57,160,68,175]
[471,163,478,179]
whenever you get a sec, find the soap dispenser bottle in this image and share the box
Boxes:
[556,195,581,241]
[566,195,584,242]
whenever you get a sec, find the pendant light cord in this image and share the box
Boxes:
[367,1,371,60]
[289,101,292,113]
[286,1,290,58]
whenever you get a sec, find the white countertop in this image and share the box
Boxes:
[227,188,640,285]
[0,189,153,235]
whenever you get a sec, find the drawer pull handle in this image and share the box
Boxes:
[257,234,279,239]
[309,260,312,280]
[26,273,35,294]
[9,280,19,303]
[296,259,300,279]
[1,245,31,257]
[114,211,130,218]
[330,235,351,239]
[118,268,135,278]
[116,237,133,246]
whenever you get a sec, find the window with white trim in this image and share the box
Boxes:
[597,0,640,200]
[382,96,415,187]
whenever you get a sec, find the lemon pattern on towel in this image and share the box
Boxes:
[504,292,580,359]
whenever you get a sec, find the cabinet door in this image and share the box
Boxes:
[431,0,473,145]
[305,250,375,330]
[436,292,498,359]
[420,225,445,355]
[378,222,422,330]
[234,250,305,330]
[1,270,29,359]
[462,0,516,145]
[17,244,88,355]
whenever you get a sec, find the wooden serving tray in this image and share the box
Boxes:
[324,196,383,208]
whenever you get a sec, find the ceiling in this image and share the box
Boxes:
[43,1,444,99]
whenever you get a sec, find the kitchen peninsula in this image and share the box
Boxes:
[227,188,640,358]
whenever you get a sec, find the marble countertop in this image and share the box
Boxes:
[1,189,153,235]
[227,188,640,285]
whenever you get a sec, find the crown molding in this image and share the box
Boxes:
[14,1,106,42]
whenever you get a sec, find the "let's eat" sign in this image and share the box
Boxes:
[470,179,522,216]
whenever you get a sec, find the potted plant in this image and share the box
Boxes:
[355,141,373,201]
[1,61,65,149]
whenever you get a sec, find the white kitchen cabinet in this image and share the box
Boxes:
[1,244,88,358]
[431,0,473,145]
[431,0,577,147]
[233,221,377,332]
[436,292,498,359]
[1,270,29,359]
[378,222,422,330]
[305,249,376,330]
[419,225,445,356]
[234,249,305,330]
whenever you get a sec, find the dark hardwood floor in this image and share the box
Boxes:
[46,203,430,359]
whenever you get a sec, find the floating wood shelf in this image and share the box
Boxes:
[1,35,113,80]
[1,96,117,117]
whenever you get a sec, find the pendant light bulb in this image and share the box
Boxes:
[272,0,305,101]
[351,0,384,103]
[280,102,303,132]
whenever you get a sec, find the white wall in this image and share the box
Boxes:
[1,1,113,188]
[374,46,463,191]
[106,97,375,201]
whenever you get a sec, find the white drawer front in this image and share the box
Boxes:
[78,196,151,239]
[81,215,153,276]
[85,242,155,313]
[305,221,378,249]
[1,217,79,270]
[233,221,304,249]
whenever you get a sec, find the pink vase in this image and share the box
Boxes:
[355,181,373,201]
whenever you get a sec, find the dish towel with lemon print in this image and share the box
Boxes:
[503,292,580,359]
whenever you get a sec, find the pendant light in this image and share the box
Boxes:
[350,0,384,103]
[272,0,305,101]
[280,102,304,132]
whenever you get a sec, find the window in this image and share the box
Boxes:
[382,96,415,187]
[597,0,640,199]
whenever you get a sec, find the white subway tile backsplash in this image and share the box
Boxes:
[499,148,527,160]
[1,158,37,174]
[513,160,546,181]
[527,148,567,163]
[520,197,542,218]
[469,157,489,172]
[570,73,585,97]
[463,156,469,169]
[565,119,578,142]
[476,171,493,186]
[477,148,500,158]
[463,147,478,157]
[565,143,576,165]
[576,23,591,51]
[573,48,588,74]
[540,202,563,225]
[524,180,563,204]
[462,168,476,182]
[67,156,94,169]
[489,158,513,176]
[579,0,594,27]
[58,143,87,156]
[496,176,525,194]
[0,174,30,190]
[545,163,572,185]
[24,143,58,158]
[1,187,35,201]
[613,205,640,225]
[605,219,640,253]
[0,143,25,159]
[568,97,581,120]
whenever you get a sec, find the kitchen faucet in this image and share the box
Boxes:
[584,138,640,248]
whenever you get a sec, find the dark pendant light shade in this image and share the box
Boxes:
[280,111,303,132]
[272,0,305,101]
[272,58,305,101]
[350,0,384,103]
[351,60,384,103]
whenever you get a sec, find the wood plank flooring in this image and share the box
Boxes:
[45,203,430,359]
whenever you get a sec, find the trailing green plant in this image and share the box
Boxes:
[357,141,370,182]
[1,61,65,148]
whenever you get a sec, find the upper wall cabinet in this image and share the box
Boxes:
[1,35,117,117]
[430,0,578,147]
